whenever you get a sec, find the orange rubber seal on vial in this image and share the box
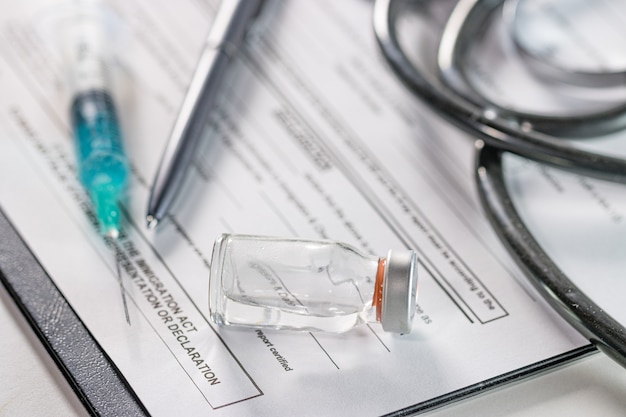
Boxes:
[372,258,385,322]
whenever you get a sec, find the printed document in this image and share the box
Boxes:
[0,0,612,415]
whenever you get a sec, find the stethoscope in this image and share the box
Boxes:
[373,0,626,368]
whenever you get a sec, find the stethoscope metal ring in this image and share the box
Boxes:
[508,0,626,90]
[438,0,626,139]
[373,0,626,184]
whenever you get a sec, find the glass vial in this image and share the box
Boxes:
[208,234,418,333]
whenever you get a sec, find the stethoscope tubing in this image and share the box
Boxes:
[475,142,626,368]
[374,0,626,369]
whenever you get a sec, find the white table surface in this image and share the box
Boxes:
[2,282,626,417]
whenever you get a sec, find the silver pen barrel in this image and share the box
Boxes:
[146,0,263,228]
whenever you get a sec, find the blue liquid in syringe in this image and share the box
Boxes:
[72,89,128,237]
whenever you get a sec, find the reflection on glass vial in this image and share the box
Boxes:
[208,234,418,333]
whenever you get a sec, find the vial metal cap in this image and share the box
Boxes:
[381,249,418,333]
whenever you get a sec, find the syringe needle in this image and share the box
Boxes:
[115,253,131,325]
[107,235,131,325]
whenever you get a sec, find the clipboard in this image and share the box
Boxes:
[0,202,597,416]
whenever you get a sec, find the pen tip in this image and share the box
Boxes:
[146,215,159,230]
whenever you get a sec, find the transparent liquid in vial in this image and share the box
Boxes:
[209,234,379,333]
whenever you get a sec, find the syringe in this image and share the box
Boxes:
[61,1,131,323]
[64,4,128,239]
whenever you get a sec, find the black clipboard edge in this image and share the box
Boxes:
[385,344,596,416]
[0,206,150,417]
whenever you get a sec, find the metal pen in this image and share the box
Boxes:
[146,0,264,229]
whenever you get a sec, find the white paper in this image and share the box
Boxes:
[0,0,601,415]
